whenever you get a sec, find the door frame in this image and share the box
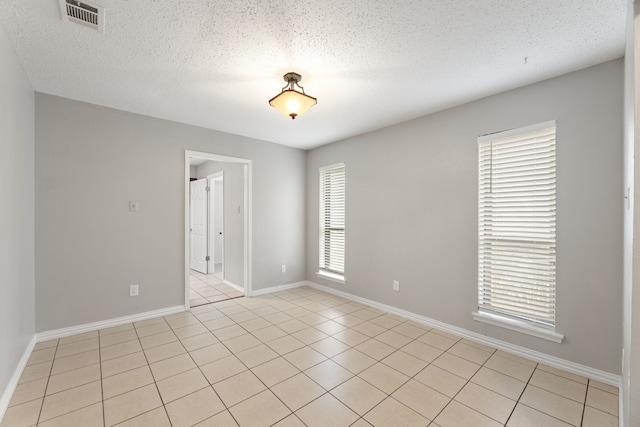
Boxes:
[184,150,252,309]
[207,171,224,275]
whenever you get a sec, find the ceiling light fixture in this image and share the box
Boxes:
[269,72,317,119]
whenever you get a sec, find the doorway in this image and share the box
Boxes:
[185,151,252,309]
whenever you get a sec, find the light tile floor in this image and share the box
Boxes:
[190,269,244,307]
[2,286,619,427]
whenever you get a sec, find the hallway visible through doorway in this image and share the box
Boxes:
[189,268,243,307]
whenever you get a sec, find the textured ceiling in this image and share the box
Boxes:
[0,0,627,149]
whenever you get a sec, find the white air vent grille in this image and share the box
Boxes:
[59,0,105,33]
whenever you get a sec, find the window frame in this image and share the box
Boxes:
[317,163,346,284]
[473,121,564,343]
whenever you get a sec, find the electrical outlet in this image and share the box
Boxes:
[393,280,400,291]
[130,284,139,297]
[281,264,286,273]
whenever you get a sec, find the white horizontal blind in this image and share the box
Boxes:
[319,164,345,275]
[478,123,557,327]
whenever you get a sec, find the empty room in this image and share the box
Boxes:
[1,1,638,426]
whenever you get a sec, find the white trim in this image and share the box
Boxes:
[304,280,620,387]
[185,151,253,305]
[316,271,346,285]
[472,311,564,344]
[35,306,185,342]
[319,162,345,172]
[250,281,307,297]
[478,119,557,143]
[0,336,36,423]
[223,279,244,293]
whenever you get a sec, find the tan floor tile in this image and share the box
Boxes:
[314,320,348,335]
[392,379,450,420]
[355,339,396,360]
[485,354,536,382]
[40,380,102,423]
[332,348,376,374]
[236,343,279,368]
[416,331,458,350]
[9,378,47,407]
[50,350,99,375]
[133,316,166,329]
[363,396,430,427]
[135,322,171,338]
[102,365,154,399]
[139,330,178,350]
[582,405,618,427]
[149,353,196,381]
[529,369,587,403]
[46,363,101,395]
[589,380,619,395]
[223,333,261,353]
[189,342,232,366]
[283,347,326,370]
[432,352,480,380]
[391,322,429,339]
[173,323,208,340]
[401,340,443,363]
[99,323,134,336]
[157,368,210,404]
[166,314,201,329]
[536,364,587,384]
[271,373,325,411]
[305,359,353,390]
[99,329,138,347]
[382,350,428,377]
[34,339,58,351]
[143,340,186,364]
[59,331,98,346]
[101,351,147,378]
[267,335,306,355]
[471,366,526,400]
[295,393,358,427]
[493,350,538,367]
[27,347,56,366]
[519,385,583,425]
[298,313,329,326]
[251,325,288,342]
[214,370,267,407]
[271,414,306,427]
[55,338,99,358]
[414,364,466,398]
[586,386,618,415]
[369,315,404,329]
[19,360,53,384]
[447,341,493,365]
[202,317,236,332]
[200,354,247,384]
[375,330,413,349]
[238,317,271,331]
[332,329,369,346]
[455,382,516,424]
[291,327,329,345]
[195,410,239,426]
[229,390,291,427]
[165,386,225,427]
[351,321,386,337]
[213,325,250,341]
[181,332,219,351]
[350,419,374,427]
[37,402,102,427]
[116,407,172,426]
[278,319,309,333]
[101,340,143,362]
[506,403,573,427]
[331,376,386,415]
[460,338,496,353]
[359,362,410,394]
[434,400,502,427]
[0,398,42,427]
[251,357,300,387]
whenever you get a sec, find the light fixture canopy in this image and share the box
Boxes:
[269,72,317,119]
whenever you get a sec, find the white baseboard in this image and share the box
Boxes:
[223,280,245,294]
[304,280,621,387]
[36,305,185,342]
[0,336,36,423]
[250,281,307,297]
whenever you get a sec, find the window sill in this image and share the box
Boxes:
[316,271,346,285]
[472,311,564,343]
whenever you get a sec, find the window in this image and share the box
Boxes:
[475,121,562,342]
[318,163,346,283]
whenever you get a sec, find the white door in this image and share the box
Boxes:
[190,179,208,273]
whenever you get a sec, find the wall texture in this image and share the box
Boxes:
[0,24,35,407]
[307,59,624,374]
[196,161,245,287]
[35,94,306,331]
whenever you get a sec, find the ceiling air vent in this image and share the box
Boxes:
[58,0,105,33]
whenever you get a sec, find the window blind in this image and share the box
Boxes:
[478,123,557,327]
[319,164,345,275]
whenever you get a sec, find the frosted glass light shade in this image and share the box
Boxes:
[269,89,317,119]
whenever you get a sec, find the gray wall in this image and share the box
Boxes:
[35,94,306,331]
[307,59,624,374]
[196,161,244,287]
[0,24,35,402]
